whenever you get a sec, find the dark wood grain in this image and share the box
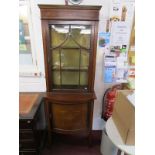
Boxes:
[39,5,101,21]
[39,5,101,146]
[19,93,39,114]
[19,93,44,154]
[19,93,43,119]
[90,21,99,91]
[52,103,87,131]
[44,91,96,102]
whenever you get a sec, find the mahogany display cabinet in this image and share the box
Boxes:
[39,5,101,145]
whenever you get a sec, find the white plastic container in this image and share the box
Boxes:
[100,129,118,155]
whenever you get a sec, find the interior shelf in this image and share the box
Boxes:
[52,85,88,90]
[50,47,91,50]
[52,68,88,72]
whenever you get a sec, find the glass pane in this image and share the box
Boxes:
[52,50,60,69]
[80,72,88,86]
[80,50,89,69]
[50,24,91,90]
[52,71,60,85]
[71,25,91,49]
[62,37,79,48]
[62,71,79,85]
[61,49,80,69]
[51,25,69,47]
[51,25,91,49]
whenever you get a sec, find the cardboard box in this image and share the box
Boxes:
[112,90,135,145]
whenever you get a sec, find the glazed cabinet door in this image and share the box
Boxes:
[44,21,96,92]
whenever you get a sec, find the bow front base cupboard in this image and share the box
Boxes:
[39,5,101,145]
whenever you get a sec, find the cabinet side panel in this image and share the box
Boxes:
[88,21,99,91]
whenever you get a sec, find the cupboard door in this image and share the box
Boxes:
[51,103,88,131]
[50,24,92,91]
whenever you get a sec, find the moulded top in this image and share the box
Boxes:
[38,4,102,10]
[39,4,102,21]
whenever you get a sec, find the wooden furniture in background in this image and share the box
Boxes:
[19,93,44,155]
[19,94,39,114]
[39,5,101,145]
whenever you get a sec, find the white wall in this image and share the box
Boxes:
[20,0,133,129]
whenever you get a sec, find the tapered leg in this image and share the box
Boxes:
[47,130,51,146]
[88,101,94,147]
[44,100,52,146]
[88,130,93,147]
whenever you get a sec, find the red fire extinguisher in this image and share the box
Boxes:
[102,84,122,121]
